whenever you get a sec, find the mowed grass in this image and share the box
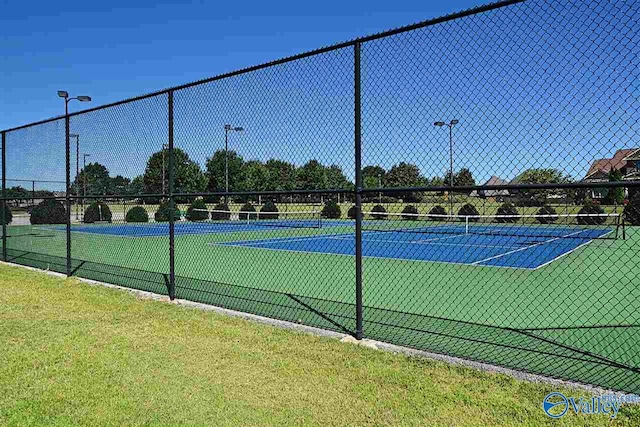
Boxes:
[1,264,639,426]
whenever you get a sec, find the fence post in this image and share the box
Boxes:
[168,91,176,300]
[65,112,72,276]
[354,42,363,340]
[2,131,6,262]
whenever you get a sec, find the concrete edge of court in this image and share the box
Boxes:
[2,259,637,402]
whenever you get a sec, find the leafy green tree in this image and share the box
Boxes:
[512,168,571,206]
[296,160,327,190]
[205,150,244,192]
[238,160,268,192]
[128,176,145,196]
[73,162,112,196]
[384,162,425,202]
[325,165,351,190]
[454,168,476,189]
[110,175,131,195]
[144,148,207,199]
[604,169,625,205]
[362,166,385,187]
[6,186,30,206]
[265,159,296,191]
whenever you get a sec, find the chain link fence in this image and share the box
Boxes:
[1,0,639,392]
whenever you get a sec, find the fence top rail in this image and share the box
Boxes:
[1,0,524,134]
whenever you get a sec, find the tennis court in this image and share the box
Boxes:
[218,225,613,269]
[51,212,621,269]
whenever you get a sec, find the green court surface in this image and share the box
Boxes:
[3,221,640,393]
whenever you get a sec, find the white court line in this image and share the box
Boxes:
[327,234,521,249]
[531,229,613,270]
[214,241,536,270]
[470,230,586,266]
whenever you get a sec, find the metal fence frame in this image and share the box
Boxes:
[1,0,638,392]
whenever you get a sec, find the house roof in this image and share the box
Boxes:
[470,176,510,197]
[585,148,639,179]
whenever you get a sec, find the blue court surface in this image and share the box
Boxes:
[61,219,328,237]
[217,224,612,270]
[60,220,612,269]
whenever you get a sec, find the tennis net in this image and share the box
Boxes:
[361,211,625,240]
[190,209,322,229]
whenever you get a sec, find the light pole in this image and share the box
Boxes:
[434,120,459,215]
[58,91,91,275]
[70,133,80,220]
[83,153,91,215]
[161,143,169,196]
[378,173,382,204]
[224,124,244,200]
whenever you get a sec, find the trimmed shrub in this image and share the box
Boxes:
[536,205,558,224]
[211,203,231,220]
[371,204,387,220]
[495,202,519,223]
[260,200,279,220]
[185,198,209,221]
[83,201,112,223]
[30,200,66,225]
[0,204,12,225]
[401,205,419,221]
[347,205,357,219]
[125,206,149,223]
[577,201,606,225]
[321,200,341,219]
[428,205,447,221]
[154,200,181,222]
[624,192,640,226]
[239,203,257,220]
[458,203,480,222]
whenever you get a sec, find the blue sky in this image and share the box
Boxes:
[1,0,638,191]
[0,0,486,129]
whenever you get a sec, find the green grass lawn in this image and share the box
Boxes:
[1,263,638,426]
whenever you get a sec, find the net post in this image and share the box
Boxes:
[65,110,72,276]
[168,90,176,300]
[1,131,6,262]
[354,41,363,341]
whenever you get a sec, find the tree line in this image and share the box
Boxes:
[6,147,625,206]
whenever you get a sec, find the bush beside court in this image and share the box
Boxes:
[30,200,67,225]
[401,205,419,220]
[495,202,519,223]
[239,202,257,220]
[624,193,640,226]
[125,206,149,223]
[185,199,209,221]
[577,200,606,225]
[0,204,12,225]
[260,200,279,220]
[371,204,387,220]
[154,200,181,222]
[536,205,558,224]
[347,205,357,219]
[321,200,341,219]
[211,203,231,220]
[428,205,447,221]
[83,201,112,223]
[458,203,480,222]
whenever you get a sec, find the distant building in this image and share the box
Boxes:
[583,148,640,199]
[470,176,510,201]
